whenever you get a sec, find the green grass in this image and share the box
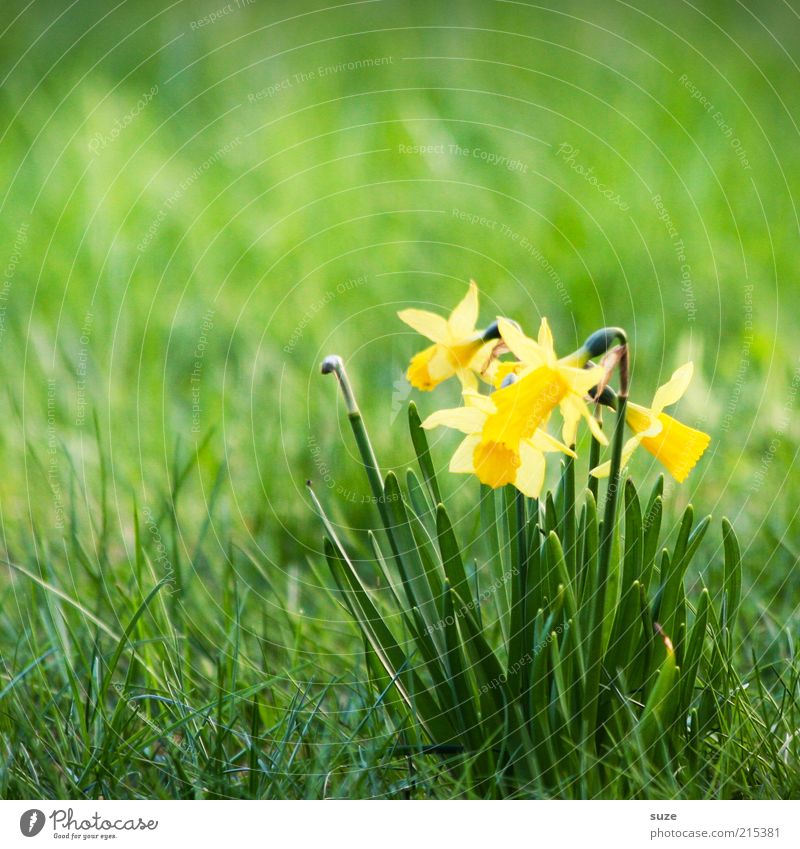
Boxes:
[0,0,798,798]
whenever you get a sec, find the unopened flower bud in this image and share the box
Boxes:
[582,327,627,359]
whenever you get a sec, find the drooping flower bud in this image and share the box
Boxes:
[481,319,506,341]
[582,327,627,359]
[321,355,359,414]
[589,381,618,410]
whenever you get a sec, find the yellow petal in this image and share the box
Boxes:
[559,395,582,446]
[515,440,546,498]
[559,393,608,446]
[398,308,448,342]
[560,364,604,396]
[463,391,496,415]
[483,364,567,447]
[538,317,555,354]
[472,440,520,489]
[456,368,478,393]
[640,412,710,482]
[482,357,500,387]
[450,434,480,473]
[421,405,486,434]
[464,339,497,372]
[529,429,576,457]
[448,281,479,337]
[584,404,609,445]
[590,435,642,478]
[651,362,694,413]
[497,317,546,366]
[621,434,645,467]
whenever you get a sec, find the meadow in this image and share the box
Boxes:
[0,0,798,798]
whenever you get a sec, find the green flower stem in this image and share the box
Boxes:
[321,355,359,414]
[507,487,529,694]
[583,342,628,744]
[588,418,602,502]
[321,356,406,566]
[515,489,528,577]
[321,355,385,505]
[561,450,576,578]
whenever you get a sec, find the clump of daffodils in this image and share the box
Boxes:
[401,282,710,495]
[315,283,747,796]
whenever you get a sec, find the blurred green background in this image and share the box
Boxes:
[0,0,798,789]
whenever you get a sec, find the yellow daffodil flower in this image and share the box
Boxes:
[591,362,710,482]
[398,282,494,392]
[422,392,575,496]
[485,317,608,448]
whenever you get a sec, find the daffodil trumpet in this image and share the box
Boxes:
[589,363,710,483]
